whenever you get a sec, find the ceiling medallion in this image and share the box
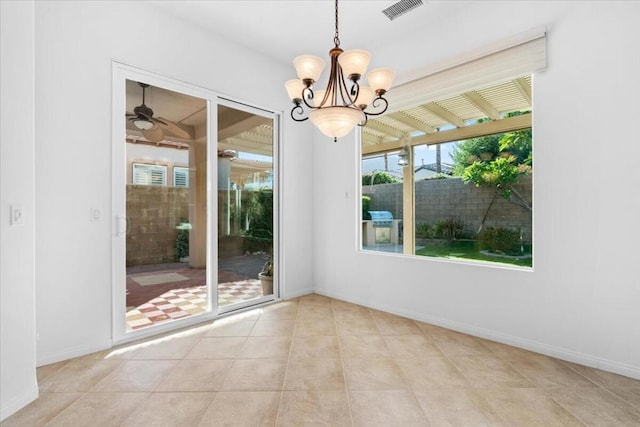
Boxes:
[285,0,396,141]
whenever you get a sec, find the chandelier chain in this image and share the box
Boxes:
[334,0,340,47]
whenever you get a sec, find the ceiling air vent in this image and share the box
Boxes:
[382,0,423,21]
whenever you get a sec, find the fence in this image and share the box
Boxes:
[126,185,190,266]
[362,175,532,241]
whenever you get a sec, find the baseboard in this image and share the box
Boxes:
[0,382,38,422]
[283,286,314,300]
[315,287,640,380]
[36,338,112,367]
[36,290,313,367]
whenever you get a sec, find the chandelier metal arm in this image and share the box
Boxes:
[301,86,317,110]
[336,62,357,107]
[363,95,389,117]
[291,101,309,122]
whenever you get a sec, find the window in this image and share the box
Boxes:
[359,30,544,269]
[173,166,189,188]
[361,114,533,268]
[132,163,167,186]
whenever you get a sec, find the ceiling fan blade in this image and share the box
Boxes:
[156,117,192,139]
[142,126,164,142]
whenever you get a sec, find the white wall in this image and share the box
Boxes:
[0,1,39,420]
[34,1,313,365]
[313,1,640,378]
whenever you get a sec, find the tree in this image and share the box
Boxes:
[451,111,532,234]
[244,189,273,239]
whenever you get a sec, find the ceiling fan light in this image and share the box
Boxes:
[133,118,154,130]
[309,106,363,139]
[338,49,371,80]
[293,55,326,82]
[367,67,396,93]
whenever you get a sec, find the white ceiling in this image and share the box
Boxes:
[131,1,532,155]
[147,0,465,66]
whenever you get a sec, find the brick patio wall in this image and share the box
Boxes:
[362,175,532,241]
[126,185,190,266]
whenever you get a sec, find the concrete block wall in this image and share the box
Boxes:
[126,185,190,266]
[363,175,532,241]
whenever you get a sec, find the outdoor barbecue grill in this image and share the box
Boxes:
[369,211,394,243]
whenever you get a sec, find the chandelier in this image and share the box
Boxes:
[285,0,396,141]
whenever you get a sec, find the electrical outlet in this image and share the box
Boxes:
[10,205,24,226]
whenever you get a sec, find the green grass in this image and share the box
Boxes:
[415,239,532,267]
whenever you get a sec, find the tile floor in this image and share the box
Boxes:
[125,280,263,330]
[4,294,640,426]
[126,260,266,330]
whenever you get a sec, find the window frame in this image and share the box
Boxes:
[173,166,189,188]
[132,162,167,186]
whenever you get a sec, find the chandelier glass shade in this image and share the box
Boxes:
[309,106,365,139]
[285,0,395,141]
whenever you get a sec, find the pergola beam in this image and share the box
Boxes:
[388,111,437,134]
[218,139,272,157]
[362,113,531,155]
[513,77,532,105]
[364,120,407,140]
[218,115,271,141]
[421,103,465,128]
[463,91,500,120]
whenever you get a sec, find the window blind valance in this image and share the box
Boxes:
[387,28,546,113]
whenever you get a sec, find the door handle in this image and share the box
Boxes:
[116,216,128,236]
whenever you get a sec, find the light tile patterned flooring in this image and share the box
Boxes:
[126,280,263,330]
[5,294,640,426]
[126,286,208,330]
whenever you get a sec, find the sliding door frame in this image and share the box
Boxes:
[111,62,282,345]
[216,97,281,315]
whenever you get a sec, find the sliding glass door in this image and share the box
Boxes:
[112,63,279,343]
[217,100,278,313]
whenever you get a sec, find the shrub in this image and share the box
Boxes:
[478,227,521,255]
[415,223,433,239]
[434,217,464,239]
[424,173,448,180]
[361,171,400,186]
[242,236,272,254]
[175,223,190,260]
[362,196,371,220]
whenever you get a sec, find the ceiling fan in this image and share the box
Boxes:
[126,82,191,142]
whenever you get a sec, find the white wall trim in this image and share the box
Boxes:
[284,287,314,300]
[36,338,112,368]
[0,384,38,422]
[315,287,640,380]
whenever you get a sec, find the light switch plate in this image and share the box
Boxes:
[10,205,24,226]
[90,208,101,222]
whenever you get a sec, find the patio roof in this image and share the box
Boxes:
[362,75,532,155]
[126,74,532,158]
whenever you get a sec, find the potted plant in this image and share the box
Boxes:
[258,259,273,295]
